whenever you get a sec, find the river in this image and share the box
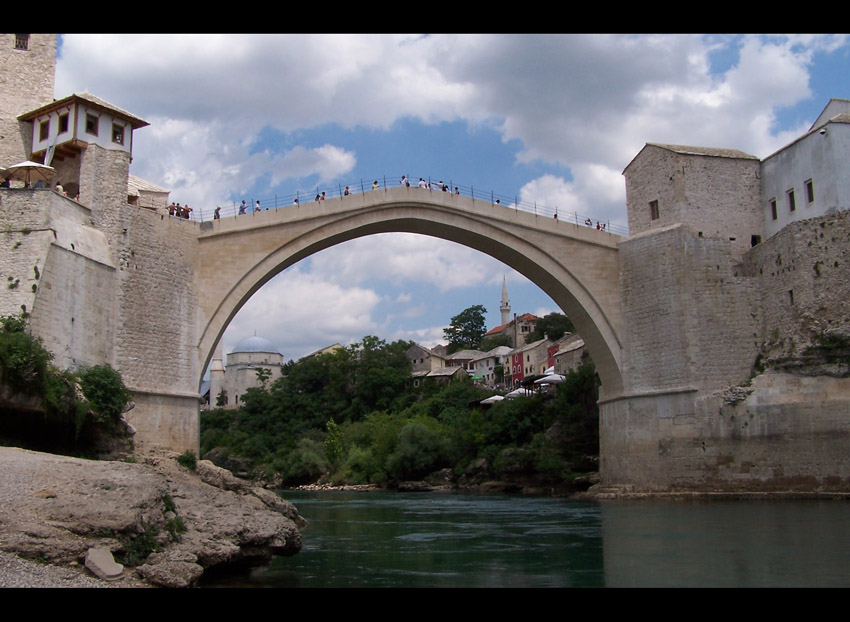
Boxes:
[202,490,850,588]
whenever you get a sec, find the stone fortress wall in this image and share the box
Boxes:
[0,153,203,451]
[0,34,201,451]
[617,224,762,396]
[78,145,202,450]
[601,132,850,493]
[739,209,850,356]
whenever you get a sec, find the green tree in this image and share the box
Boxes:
[478,333,512,352]
[527,312,575,343]
[255,367,271,389]
[443,305,487,352]
[346,336,413,419]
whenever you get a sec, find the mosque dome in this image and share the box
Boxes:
[230,335,280,354]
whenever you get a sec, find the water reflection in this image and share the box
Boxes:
[600,499,850,587]
[203,492,850,588]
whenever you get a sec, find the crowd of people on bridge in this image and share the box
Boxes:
[167,202,193,219]
[167,177,611,231]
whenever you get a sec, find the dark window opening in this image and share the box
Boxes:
[788,290,794,305]
[112,124,124,145]
[58,113,68,134]
[805,179,814,203]
[14,34,29,50]
[788,189,796,212]
[649,199,659,220]
[770,198,777,220]
[39,120,49,141]
[85,114,98,136]
[751,235,762,247]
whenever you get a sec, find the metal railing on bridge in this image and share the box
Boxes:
[175,175,629,236]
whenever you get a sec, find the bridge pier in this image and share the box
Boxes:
[124,388,200,455]
[599,374,850,493]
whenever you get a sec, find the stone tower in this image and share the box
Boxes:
[500,275,511,326]
[0,34,56,166]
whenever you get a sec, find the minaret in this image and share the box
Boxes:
[209,341,226,407]
[500,275,511,326]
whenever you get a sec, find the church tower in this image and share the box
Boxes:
[0,34,57,166]
[500,275,511,326]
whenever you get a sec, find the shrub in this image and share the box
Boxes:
[76,364,131,423]
[116,525,161,567]
[0,315,134,455]
[177,450,197,470]
[281,437,328,485]
[336,445,384,485]
[0,316,53,398]
[385,422,451,481]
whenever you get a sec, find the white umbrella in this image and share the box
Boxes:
[535,373,566,385]
[505,387,535,398]
[480,395,505,405]
[4,160,55,186]
[543,366,555,375]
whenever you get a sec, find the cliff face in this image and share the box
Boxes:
[0,445,305,588]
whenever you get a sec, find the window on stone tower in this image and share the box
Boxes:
[649,199,659,220]
[85,114,99,137]
[112,124,124,145]
[14,34,29,50]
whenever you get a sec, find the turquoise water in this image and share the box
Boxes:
[202,491,850,588]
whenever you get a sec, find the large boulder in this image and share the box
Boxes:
[0,446,305,588]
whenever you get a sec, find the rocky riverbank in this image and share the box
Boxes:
[0,444,305,588]
[291,462,600,497]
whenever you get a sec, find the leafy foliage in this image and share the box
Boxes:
[77,364,132,423]
[443,305,488,352]
[177,450,197,470]
[0,314,54,398]
[0,315,133,454]
[200,329,602,490]
[527,312,575,343]
[116,525,161,567]
[478,333,512,352]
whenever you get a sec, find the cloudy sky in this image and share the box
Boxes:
[54,34,850,364]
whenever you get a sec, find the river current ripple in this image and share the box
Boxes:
[202,491,850,588]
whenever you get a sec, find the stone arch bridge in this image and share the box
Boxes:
[195,186,624,398]
[16,181,848,493]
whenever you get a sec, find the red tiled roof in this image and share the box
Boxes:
[485,313,540,336]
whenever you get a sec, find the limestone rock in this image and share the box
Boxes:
[84,547,124,581]
[196,459,247,492]
[251,487,308,528]
[137,560,204,588]
[0,446,305,587]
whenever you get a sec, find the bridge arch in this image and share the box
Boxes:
[196,190,623,397]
